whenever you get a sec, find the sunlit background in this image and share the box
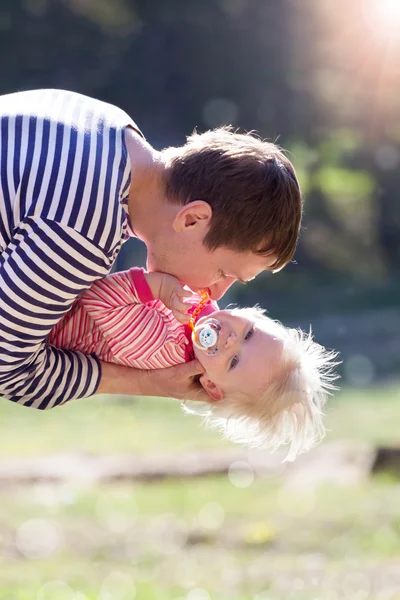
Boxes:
[0,0,400,598]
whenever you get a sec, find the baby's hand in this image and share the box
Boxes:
[157,273,194,324]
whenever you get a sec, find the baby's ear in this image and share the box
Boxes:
[199,375,224,402]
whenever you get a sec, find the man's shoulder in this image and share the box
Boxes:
[0,88,140,132]
[0,89,135,259]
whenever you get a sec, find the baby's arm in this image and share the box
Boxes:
[69,269,176,365]
[81,268,193,325]
[80,268,152,311]
[78,269,161,342]
[145,272,193,324]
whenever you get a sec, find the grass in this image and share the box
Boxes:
[0,385,400,457]
[0,394,230,457]
[1,385,400,599]
[1,476,400,598]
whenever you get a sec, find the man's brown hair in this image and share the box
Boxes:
[162,127,302,271]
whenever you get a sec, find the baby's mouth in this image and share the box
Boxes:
[192,318,222,354]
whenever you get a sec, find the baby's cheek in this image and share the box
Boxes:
[203,361,224,383]
[214,367,235,389]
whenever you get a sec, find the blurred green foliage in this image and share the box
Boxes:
[1,387,400,456]
[1,0,398,285]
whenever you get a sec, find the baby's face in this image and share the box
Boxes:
[193,310,286,401]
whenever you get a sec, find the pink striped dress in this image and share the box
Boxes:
[48,268,216,369]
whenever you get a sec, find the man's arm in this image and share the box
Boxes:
[0,217,111,409]
[96,359,205,400]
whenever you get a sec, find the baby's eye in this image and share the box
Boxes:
[244,326,255,341]
[230,355,239,370]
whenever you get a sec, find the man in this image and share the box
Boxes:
[0,89,302,409]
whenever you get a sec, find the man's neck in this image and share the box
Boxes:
[124,128,170,241]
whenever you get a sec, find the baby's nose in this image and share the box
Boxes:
[224,332,237,350]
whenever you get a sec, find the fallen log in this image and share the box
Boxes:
[0,442,375,487]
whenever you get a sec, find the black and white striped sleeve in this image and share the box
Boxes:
[0,216,112,409]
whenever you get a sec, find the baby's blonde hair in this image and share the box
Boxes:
[183,307,340,462]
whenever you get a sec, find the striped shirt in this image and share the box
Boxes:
[48,268,216,369]
[0,88,142,409]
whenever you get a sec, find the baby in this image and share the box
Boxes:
[49,268,339,461]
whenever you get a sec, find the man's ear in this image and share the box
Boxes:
[199,374,224,402]
[172,201,212,233]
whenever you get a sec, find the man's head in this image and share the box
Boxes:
[143,127,302,299]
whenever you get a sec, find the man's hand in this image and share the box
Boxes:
[139,359,208,401]
[97,359,209,402]
[146,272,194,324]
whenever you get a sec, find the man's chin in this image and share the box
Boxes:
[146,258,210,293]
[146,250,167,272]
[191,286,212,296]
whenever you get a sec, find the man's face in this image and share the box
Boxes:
[146,239,276,300]
[141,199,278,300]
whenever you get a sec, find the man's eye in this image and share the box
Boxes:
[230,356,239,370]
[244,327,255,341]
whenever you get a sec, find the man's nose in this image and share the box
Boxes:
[208,277,236,301]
